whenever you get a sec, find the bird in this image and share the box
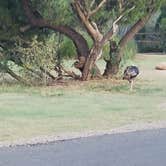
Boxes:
[123,66,139,91]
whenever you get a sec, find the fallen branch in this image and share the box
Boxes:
[58,65,80,79]
[5,66,32,86]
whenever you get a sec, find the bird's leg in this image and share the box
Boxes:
[130,80,134,91]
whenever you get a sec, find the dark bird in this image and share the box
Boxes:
[123,66,139,91]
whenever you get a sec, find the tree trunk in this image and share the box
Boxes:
[104,13,153,77]
[103,51,122,78]
[82,42,102,80]
[22,0,89,72]
[103,61,120,78]
[22,0,103,80]
[103,40,121,77]
[119,15,152,49]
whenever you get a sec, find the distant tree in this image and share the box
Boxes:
[156,4,166,52]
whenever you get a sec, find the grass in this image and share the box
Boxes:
[0,53,166,143]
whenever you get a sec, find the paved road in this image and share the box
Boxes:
[0,129,166,166]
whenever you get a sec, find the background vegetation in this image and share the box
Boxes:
[0,0,165,85]
[136,4,166,52]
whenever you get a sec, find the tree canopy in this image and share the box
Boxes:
[0,0,165,84]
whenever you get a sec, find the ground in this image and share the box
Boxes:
[0,53,166,147]
[1,129,166,166]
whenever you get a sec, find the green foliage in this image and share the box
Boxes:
[103,38,137,65]
[59,32,93,59]
[59,37,76,59]
[156,3,166,52]
[0,0,164,84]
[0,34,59,85]
[160,18,166,30]
[0,0,24,39]
[120,40,137,67]
[83,0,159,25]
[160,18,166,52]
[32,0,74,25]
[14,37,55,68]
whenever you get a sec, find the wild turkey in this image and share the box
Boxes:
[123,66,139,91]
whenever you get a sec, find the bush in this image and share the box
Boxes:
[3,35,58,85]
[59,37,76,59]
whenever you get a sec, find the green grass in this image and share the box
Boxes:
[0,53,166,143]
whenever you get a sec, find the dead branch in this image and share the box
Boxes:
[59,65,80,79]
[5,66,32,86]
[20,24,32,32]
[40,67,56,80]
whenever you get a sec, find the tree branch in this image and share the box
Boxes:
[100,15,123,45]
[5,66,31,86]
[119,5,156,49]
[59,65,80,79]
[40,67,56,80]
[88,0,107,18]
[100,5,136,45]
[20,24,32,33]
[90,0,96,9]
[73,0,103,41]
[22,0,89,59]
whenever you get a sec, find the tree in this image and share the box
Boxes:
[72,0,164,80]
[0,0,33,84]
[0,0,80,84]
[22,0,90,73]
[1,0,164,84]
[156,4,166,52]
[21,0,164,81]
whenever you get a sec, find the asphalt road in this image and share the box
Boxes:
[0,128,166,166]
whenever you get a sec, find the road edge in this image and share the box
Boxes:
[1,121,166,148]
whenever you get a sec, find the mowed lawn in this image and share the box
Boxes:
[0,54,166,143]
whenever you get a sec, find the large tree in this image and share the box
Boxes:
[4,0,165,83]
[23,0,164,80]
[71,0,164,80]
